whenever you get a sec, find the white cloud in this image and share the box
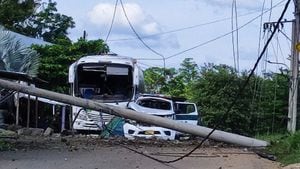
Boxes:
[88,3,160,36]
[87,2,179,49]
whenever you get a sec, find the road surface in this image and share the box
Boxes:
[0,136,281,169]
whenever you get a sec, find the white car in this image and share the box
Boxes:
[124,96,176,140]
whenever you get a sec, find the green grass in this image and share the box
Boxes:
[258,132,300,165]
[0,139,12,151]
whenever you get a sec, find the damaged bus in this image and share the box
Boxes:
[68,54,144,131]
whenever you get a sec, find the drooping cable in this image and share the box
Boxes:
[119,0,166,78]
[104,0,119,42]
[270,38,279,134]
[251,0,266,135]
[107,6,283,42]
[136,0,285,61]
[123,0,291,164]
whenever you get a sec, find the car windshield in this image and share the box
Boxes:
[137,98,171,110]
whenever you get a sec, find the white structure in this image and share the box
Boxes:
[68,54,144,131]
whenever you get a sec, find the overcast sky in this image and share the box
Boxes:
[54,0,294,73]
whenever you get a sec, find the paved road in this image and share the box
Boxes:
[0,146,281,169]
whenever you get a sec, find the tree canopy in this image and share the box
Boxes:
[0,0,75,43]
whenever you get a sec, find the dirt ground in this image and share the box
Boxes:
[0,136,282,169]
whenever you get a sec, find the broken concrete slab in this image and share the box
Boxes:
[6,125,22,132]
[0,128,17,138]
[44,127,53,136]
[17,128,32,136]
[17,128,45,136]
[31,128,44,136]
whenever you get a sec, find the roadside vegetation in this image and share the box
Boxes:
[259,132,300,165]
[0,140,11,151]
[145,59,289,136]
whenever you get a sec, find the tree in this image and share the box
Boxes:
[25,1,75,43]
[143,58,199,97]
[0,0,38,33]
[178,58,199,83]
[177,58,199,99]
[32,38,109,93]
[0,0,75,43]
[189,63,289,135]
[144,67,177,94]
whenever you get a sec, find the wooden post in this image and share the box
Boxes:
[0,79,268,147]
[61,106,66,132]
[15,92,19,126]
[26,94,30,128]
[35,96,38,128]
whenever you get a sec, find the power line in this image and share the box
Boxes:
[104,0,119,42]
[107,7,282,42]
[279,29,292,41]
[165,0,291,163]
[251,0,266,134]
[119,0,166,73]
[125,0,291,164]
[137,0,285,61]
[167,0,285,60]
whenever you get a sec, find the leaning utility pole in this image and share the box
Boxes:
[0,79,268,147]
[288,0,300,133]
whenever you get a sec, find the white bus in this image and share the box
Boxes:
[68,54,144,131]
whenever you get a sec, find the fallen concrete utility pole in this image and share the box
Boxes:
[0,79,268,147]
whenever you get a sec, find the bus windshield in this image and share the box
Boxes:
[75,63,133,102]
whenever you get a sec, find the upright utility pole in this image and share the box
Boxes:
[288,0,300,133]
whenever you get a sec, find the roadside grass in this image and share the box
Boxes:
[258,132,300,165]
[0,139,12,151]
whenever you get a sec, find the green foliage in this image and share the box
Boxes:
[0,0,75,43]
[178,58,199,84]
[264,132,300,165]
[0,140,12,151]
[25,1,75,43]
[144,58,199,98]
[0,0,38,32]
[32,38,109,93]
[144,67,177,94]
[145,58,288,136]
[189,63,288,135]
[0,27,39,76]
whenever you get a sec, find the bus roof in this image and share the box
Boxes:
[74,54,137,66]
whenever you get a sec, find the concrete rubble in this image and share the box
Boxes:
[17,128,44,136]
[43,127,53,136]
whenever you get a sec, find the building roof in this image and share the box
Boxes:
[0,70,47,84]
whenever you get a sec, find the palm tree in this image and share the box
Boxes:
[0,27,40,126]
[0,26,39,77]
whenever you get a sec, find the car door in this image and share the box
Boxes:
[174,102,198,125]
